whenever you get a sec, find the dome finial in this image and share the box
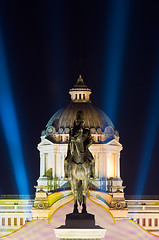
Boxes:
[77,74,84,83]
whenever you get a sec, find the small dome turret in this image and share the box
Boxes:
[69,75,92,102]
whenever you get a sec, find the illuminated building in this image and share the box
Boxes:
[37,75,124,195]
[0,76,159,237]
[0,197,33,236]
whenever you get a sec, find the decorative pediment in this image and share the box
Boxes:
[106,139,123,148]
[38,138,53,148]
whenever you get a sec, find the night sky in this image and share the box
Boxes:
[0,0,159,196]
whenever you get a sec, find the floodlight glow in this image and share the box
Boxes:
[103,0,131,124]
[136,63,159,196]
[0,28,29,195]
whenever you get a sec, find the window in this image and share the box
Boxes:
[8,218,11,226]
[55,154,57,176]
[20,218,23,226]
[154,219,158,227]
[136,218,139,224]
[2,218,5,226]
[75,94,77,99]
[148,218,152,227]
[83,94,85,99]
[79,94,81,99]
[142,218,146,227]
[14,218,17,226]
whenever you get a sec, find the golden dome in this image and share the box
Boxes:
[46,76,114,134]
[46,102,114,131]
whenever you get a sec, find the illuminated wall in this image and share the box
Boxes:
[107,153,116,178]
[37,137,122,192]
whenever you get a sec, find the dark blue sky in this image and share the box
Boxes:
[0,0,159,196]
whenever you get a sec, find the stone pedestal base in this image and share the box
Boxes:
[65,213,95,228]
[54,213,106,239]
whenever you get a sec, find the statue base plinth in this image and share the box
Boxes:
[65,213,95,228]
[54,213,106,239]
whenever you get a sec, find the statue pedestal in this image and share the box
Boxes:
[54,213,106,239]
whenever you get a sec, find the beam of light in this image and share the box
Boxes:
[0,28,29,195]
[135,58,159,197]
[103,0,131,124]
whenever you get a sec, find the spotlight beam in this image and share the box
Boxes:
[0,28,29,195]
[136,58,159,196]
[103,0,131,124]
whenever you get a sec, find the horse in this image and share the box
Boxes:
[64,115,94,214]
[67,152,91,213]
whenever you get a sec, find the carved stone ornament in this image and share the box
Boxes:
[97,127,102,134]
[105,126,114,136]
[38,203,44,209]
[46,126,55,135]
[64,127,70,134]
[90,127,96,134]
[58,128,63,134]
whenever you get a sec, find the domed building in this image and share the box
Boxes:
[1,76,159,237]
[37,75,124,194]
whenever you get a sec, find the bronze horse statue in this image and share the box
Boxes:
[64,111,95,214]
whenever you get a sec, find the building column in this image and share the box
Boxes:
[117,153,120,178]
[61,153,64,178]
[95,153,98,178]
[60,153,63,178]
[98,153,100,178]
[44,153,48,176]
[52,153,56,178]
[115,153,118,177]
[17,218,20,226]
[104,152,107,178]
[40,153,45,177]
[106,152,108,178]
[56,153,60,177]
[11,217,14,226]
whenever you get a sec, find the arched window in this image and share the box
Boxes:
[14,218,17,226]
[20,218,23,226]
[142,219,146,226]
[2,218,5,226]
[148,219,152,227]
[155,219,158,226]
[83,94,85,99]
[79,94,81,99]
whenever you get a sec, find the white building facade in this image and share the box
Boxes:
[0,197,33,236]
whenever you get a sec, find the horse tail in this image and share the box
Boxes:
[78,180,83,206]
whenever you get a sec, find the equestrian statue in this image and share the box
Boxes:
[64,111,95,214]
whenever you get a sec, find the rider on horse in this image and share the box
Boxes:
[64,111,95,213]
